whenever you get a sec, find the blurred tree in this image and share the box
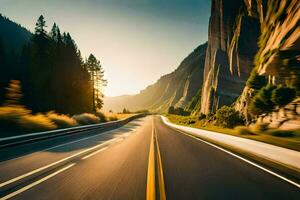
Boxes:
[272,86,296,116]
[249,85,277,116]
[216,106,244,128]
[5,80,23,106]
[246,71,267,90]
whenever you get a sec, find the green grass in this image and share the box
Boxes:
[165,114,300,151]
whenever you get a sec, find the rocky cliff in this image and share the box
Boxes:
[103,43,207,113]
[199,0,262,114]
[235,0,300,119]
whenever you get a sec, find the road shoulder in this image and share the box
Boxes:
[161,115,300,185]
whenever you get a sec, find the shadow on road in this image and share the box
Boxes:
[0,117,148,162]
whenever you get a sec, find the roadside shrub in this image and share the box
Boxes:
[95,111,108,122]
[108,116,118,121]
[271,86,296,107]
[46,111,78,128]
[266,129,297,137]
[168,106,190,116]
[235,126,256,135]
[0,106,30,133]
[19,114,57,132]
[246,71,267,90]
[187,119,196,124]
[252,123,269,132]
[72,113,100,125]
[216,106,244,128]
[198,113,206,120]
[249,85,277,116]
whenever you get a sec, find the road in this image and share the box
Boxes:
[0,115,299,200]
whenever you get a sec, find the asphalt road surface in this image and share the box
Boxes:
[0,115,299,200]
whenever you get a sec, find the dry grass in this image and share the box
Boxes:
[46,111,78,128]
[72,113,100,125]
[0,106,31,134]
[103,112,135,121]
[0,106,58,136]
[0,105,136,137]
[19,114,57,132]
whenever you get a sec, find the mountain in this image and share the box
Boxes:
[0,14,31,53]
[199,0,261,114]
[104,42,207,113]
[199,0,300,117]
[235,0,300,118]
[0,15,32,105]
[105,0,299,119]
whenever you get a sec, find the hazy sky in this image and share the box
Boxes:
[0,0,210,96]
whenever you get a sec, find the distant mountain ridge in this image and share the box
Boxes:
[0,14,31,53]
[103,42,207,113]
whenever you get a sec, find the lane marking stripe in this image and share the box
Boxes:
[154,128,166,200]
[0,138,119,188]
[146,119,156,200]
[170,126,300,189]
[81,147,108,160]
[1,163,75,200]
[5,127,125,163]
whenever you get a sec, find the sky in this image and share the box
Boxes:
[0,0,210,96]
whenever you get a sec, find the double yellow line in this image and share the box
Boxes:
[146,117,166,200]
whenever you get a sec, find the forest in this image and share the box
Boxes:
[0,15,108,135]
[0,15,106,114]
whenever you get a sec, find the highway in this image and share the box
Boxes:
[0,115,299,200]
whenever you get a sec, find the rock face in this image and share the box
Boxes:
[103,43,207,113]
[200,0,261,114]
[235,0,300,119]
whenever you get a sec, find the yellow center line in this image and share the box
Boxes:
[154,128,166,200]
[1,163,75,200]
[146,118,156,200]
[146,116,167,200]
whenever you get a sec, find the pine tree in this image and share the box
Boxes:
[34,15,47,37]
[50,23,62,43]
[86,54,107,111]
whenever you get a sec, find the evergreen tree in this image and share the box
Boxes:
[247,70,267,90]
[271,86,296,108]
[249,85,277,116]
[1,15,96,114]
[86,54,107,111]
[50,23,62,43]
[34,15,47,37]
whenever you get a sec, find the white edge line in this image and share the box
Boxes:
[82,147,108,160]
[4,125,128,163]
[1,163,75,200]
[161,116,300,189]
[0,137,119,188]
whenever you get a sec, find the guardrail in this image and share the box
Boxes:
[0,114,146,149]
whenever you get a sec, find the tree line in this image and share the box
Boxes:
[0,15,106,114]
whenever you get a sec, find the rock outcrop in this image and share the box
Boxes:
[235,0,300,119]
[200,0,261,114]
[103,43,207,113]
